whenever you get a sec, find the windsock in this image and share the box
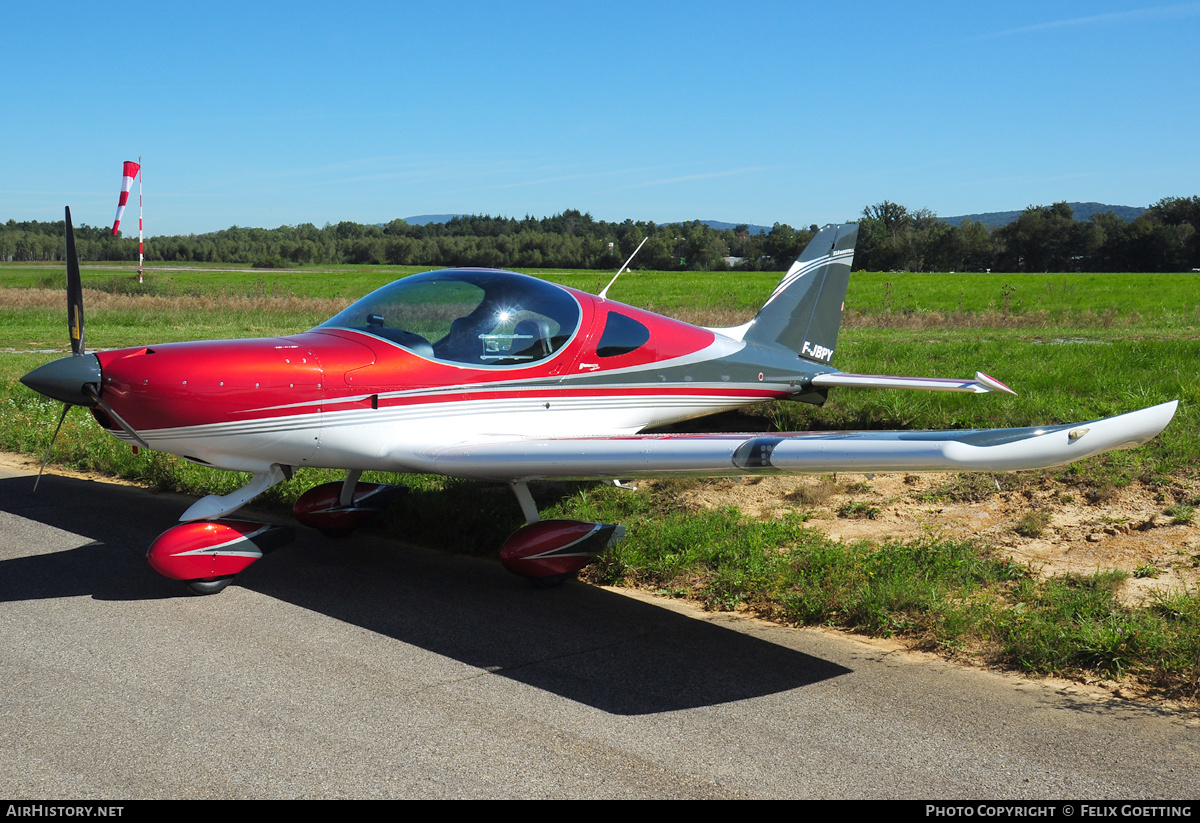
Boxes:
[111,160,141,235]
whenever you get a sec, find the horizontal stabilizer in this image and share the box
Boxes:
[427,402,1176,481]
[811,371,1016,395]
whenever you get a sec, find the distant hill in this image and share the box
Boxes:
[695,220,775,235]
[942,202,1145,229]
[401,214,466,225]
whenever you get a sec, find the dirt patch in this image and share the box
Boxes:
[0,451,147,487]
[669,472,1200,604]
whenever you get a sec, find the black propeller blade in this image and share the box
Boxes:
[32,404,72,492]
[66,206,84,355]
[30,206,86,488]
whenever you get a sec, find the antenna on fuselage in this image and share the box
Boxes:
[599,235,648,300]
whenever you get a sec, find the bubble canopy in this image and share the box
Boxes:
[316,269,583,366]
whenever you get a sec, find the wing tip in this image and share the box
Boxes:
[1136,399,1178,435]
[975,371,1016,395]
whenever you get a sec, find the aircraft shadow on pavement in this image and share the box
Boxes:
[0,472,850,715]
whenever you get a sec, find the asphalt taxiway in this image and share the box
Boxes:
[1,461,1196,799]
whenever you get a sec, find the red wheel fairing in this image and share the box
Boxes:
[147,520,292,582]
[500,519,626,579]
[292,481,399,534]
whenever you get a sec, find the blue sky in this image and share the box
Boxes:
[3,1,1198,236]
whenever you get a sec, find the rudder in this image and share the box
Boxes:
[742,223,857,364]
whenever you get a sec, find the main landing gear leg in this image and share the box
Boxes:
[180,464,293,522]
[499,481,626,588]
[510,481,540,524]
[339,469,364,507]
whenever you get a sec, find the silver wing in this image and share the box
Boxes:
[423,402,1177,482]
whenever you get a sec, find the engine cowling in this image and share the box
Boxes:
[147,520,293,582]
[500,519,625,580]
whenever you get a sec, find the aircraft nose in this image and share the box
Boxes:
[20,354,102,406]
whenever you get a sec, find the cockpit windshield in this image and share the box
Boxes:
[316,269,582,366]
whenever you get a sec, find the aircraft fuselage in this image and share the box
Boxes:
[90,279,826,474]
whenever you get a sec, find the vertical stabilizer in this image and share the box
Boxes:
[741,223,857,364]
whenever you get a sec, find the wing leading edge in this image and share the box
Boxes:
[424,402,1177,482]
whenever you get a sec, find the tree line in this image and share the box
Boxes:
[856,197,1199,272]
[3,198,1198,272]
[0,210,814,272]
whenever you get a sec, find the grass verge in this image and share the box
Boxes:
[2,268,1198,701]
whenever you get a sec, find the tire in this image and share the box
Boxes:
[184,577,233,596]
[530,573,572,589]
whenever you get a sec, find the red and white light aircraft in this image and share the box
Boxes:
[22,209,1177,593]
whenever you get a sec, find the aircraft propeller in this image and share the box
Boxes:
[20,207,147,489]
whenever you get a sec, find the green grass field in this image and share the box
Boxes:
[7,262,1200,328]
[2,261,1198,700]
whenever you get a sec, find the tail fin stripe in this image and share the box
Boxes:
[763,256,828,306]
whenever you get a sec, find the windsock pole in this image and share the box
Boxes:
[138,155,144,283]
